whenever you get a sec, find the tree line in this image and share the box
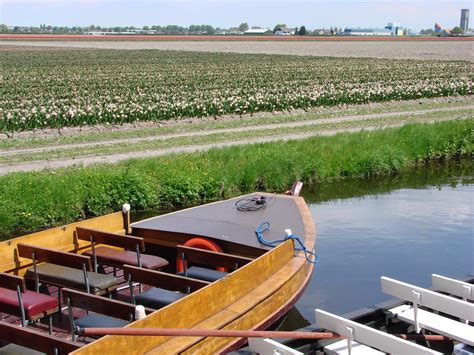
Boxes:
[0,23,343,35]
[0,24,220,35]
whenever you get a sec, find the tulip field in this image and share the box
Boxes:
[1,47,472,133]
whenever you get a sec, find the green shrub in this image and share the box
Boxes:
[0,119,471,239]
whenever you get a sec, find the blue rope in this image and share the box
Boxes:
[255,222,319,264]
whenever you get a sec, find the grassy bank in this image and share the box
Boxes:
[0,119,472,240]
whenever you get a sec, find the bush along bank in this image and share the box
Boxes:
[0,119,472,240]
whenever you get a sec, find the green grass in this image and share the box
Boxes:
[0,119,472,240]
[1,107,471,164]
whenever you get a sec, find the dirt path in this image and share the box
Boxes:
[0,105,472,157]
[0,113,471,176]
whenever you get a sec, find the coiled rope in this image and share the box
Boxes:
[255,222,319,264]
[235,194,275,212]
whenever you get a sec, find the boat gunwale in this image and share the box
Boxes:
[212,195,316,353]
[0,211,126,274]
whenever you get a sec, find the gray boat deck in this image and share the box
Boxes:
[131,193,306,250]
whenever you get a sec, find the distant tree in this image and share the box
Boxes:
[0,24,9,33]
[188,24,214,34]
[419,28,436,36]
[163,25,187,34]
[204,25,215,34]
[451,26,463,35]
[298,26,306,35]
[143,25,149,31]
[294,27,298,35]
[273,23,286,33]
[239,22,249,32]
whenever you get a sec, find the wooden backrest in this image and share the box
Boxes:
[176,245,253,270]
[0,320,80,355]
[432,274,474,301]
[17,244,92,272]
[381,276,474,321]
[62,288,136,321]
[76,227,145,252]
[123,265,210,293]
[0,212,125,275]
[0,272,26,293]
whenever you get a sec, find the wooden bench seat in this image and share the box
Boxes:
[382,276,474,346]
[0,288,57,320]
[83,246,167,270]
[381,276,474,322]
[24,264,116,295]
[77,227,168,271]
[178,266,228,282]
[175,245,253,282]
[316,309,440,354]
[0,273,58,332]
[0,321,79,355]
[17,244,116,296]
[0,343,44,355]
[389,304,474,346]
[133,287,185,310]
[124,265,209,310]
[62,288,149,341]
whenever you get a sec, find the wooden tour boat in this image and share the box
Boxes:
[0,189,316,354]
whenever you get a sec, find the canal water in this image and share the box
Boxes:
[295,160,473,323]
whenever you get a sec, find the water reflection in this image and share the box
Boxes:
[303,159,473,204]
[296,160,473,322]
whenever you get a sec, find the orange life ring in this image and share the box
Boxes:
[176,237,227,273]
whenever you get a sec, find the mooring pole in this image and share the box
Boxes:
[122,203,131,235]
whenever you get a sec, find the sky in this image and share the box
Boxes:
[1,0,471,31]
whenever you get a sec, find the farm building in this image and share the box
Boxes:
[274,26,297,36]
[313,28,332,36]
[343,28,392,36]
[227,27,243,35]
[243,28,273,36]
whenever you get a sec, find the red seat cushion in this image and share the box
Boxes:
[83,246,169,270]
[0,287,58,319]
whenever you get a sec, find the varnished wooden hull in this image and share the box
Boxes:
[0,212,126,275]
[0,194,316,354]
